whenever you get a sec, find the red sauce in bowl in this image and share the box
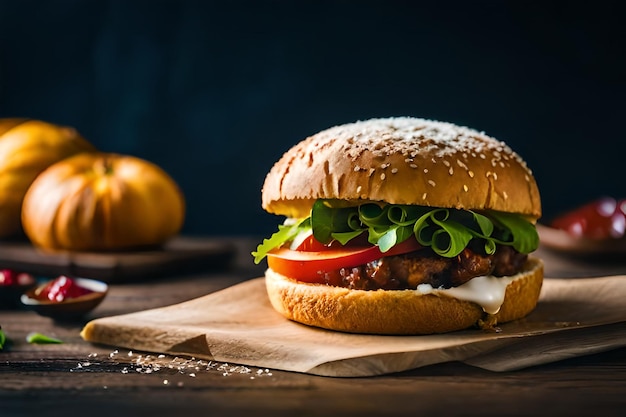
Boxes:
[34,275,94,303]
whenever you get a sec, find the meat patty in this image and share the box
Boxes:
[322,245,528,290]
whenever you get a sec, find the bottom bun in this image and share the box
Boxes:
[265,257,544,335]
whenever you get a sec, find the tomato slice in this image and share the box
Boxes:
[291,230,328,251]
[267,238,422,283]
[291,231,370,251]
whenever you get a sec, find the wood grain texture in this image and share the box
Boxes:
[1,239,625,416]
[0,236,236,282]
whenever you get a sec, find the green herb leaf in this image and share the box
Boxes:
[470,212,497,254]
[472,211,494,236]
[251,218,310,264]
[251,200,539,262]
[26,332,63,344]
[331,229,365,245]
[430,216,474,257]
[311,200,356,243]
[486,210,539,254]
[413,211,437,246]
[386,205,426,226]
[377,227,399,252]
[0,328,6,350]
[358,204,387,227]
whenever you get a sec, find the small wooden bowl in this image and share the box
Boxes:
[21,277,108,320]
[0,271,37,309]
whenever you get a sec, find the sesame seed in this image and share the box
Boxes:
[302,118,532,189]
[449,167,454,175]
[353,166,360,172]
[493,172,498,180]
[356,185,362,193]
[380,173,386,180]
[422,192,427,200]
[423,168,428,173]
[468,170,474,178]
[391,168,398,174]
[428,180,436,187]
[463,184,468,192]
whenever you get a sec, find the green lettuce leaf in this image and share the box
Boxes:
[485,210,539,254]
[311,200,357,244]
[251,218,310,264]
[252,200,539,262]
[429,212,474,257]
[331,229,365,245]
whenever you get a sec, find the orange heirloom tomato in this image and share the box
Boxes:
[21,152,185,251]
[266,237,422,283]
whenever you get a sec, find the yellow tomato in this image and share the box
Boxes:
[0,119,96,237]
[21,152,186,251]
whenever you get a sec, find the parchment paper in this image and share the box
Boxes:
[81,276,626,377]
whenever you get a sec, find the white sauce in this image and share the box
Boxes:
[416,274,520,314]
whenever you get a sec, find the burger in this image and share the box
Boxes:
[253,117,543,335]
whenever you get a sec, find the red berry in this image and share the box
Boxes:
[0,269,36,286]
[551,197,626,239]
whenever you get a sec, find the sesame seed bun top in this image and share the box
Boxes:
[261,117,541,221]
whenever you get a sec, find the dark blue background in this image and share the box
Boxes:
[1,0,624,236]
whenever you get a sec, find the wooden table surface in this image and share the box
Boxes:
[1,236,625,417]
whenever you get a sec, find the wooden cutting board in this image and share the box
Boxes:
[0,236,236,282]
[81,275,626,377]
